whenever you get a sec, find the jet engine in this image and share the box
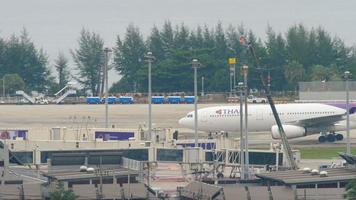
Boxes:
[271,125,306,139]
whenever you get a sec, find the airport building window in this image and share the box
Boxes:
[157,149,183,162]
[88,155,121,165]
[205,152,214,161]
[340,181,349,188]
[249,152,283,166]
[122,149,149,161]
[117,176,137,184]
[297,184,316,189]
[52,155,86,166]
[68,180,90,188]
[92,178,113,185]
[317,182,338,188]
[4,180,23,185]
[41,149,149,164]
[10,151,33,164]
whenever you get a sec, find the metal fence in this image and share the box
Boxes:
[299,81,356,92]
[299,81,356,101]
[122,157,144,171]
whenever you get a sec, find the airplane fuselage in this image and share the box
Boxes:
[179,103,355,134]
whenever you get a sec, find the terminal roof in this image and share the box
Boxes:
[256,168,356,185]
[44,165,138,181]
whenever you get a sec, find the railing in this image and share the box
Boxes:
[15,90,35,104]
[299,81,356,92]
[55,89,76,104]
[122,157,144,171]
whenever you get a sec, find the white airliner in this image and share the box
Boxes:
[178,103,356,143]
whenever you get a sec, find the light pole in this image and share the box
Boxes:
[192,59,201,147]
[201,76,204,97]
[145,52,155,141]
[233,66,236,94]
[242,65,250,179]
[2,76,5,98]
[230,69,233,97]
[344,71,352,154]
[103,47,112,128]
[237,82,245,180]
[228,58,237,97]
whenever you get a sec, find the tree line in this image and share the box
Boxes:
[112,22,356,93]
[0,29,70,95]
[1,23,355,96]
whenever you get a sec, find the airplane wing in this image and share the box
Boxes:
[287,113,346,128]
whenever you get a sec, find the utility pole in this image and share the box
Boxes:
[230,70,233,97]
[228,58,237,96]
[2,76,5,98]
[100,64,105,97]
[242,65,250,179]
[96,156,104,200]
[201,76,205,97]
[238,82,245,179]
[192,59,201,147]
[103,47,112,128]
[344,71,352,154]
[233,64,236,94]
[267,70,271,92]
[146,162,151,199]
[145,52,155,141]
[239,35,297,169]
[128,168,131,200]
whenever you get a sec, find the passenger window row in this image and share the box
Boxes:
[269,111,336,115]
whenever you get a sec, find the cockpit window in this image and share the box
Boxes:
[187,114,193,118]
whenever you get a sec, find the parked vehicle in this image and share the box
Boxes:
[247,95,267,103]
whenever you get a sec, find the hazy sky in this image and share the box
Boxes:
[1,0,355,85]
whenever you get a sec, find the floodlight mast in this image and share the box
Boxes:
[239,36,298,170]
[344,71,352,154]
[145,52,155,141]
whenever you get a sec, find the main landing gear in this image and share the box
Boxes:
[318,132,344,143]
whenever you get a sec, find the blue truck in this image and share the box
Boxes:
[183,96,195,104]
[86,97,101,104]
[167,96,181,104]
[118,96,134,104]
[101,96,117,104]
[152,96,165,104]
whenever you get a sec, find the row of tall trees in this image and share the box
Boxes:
[0,29,71,95]
[1,23,356,96]
[111,22,356,93]
[72,29,105,96]
[0,30,49,94]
